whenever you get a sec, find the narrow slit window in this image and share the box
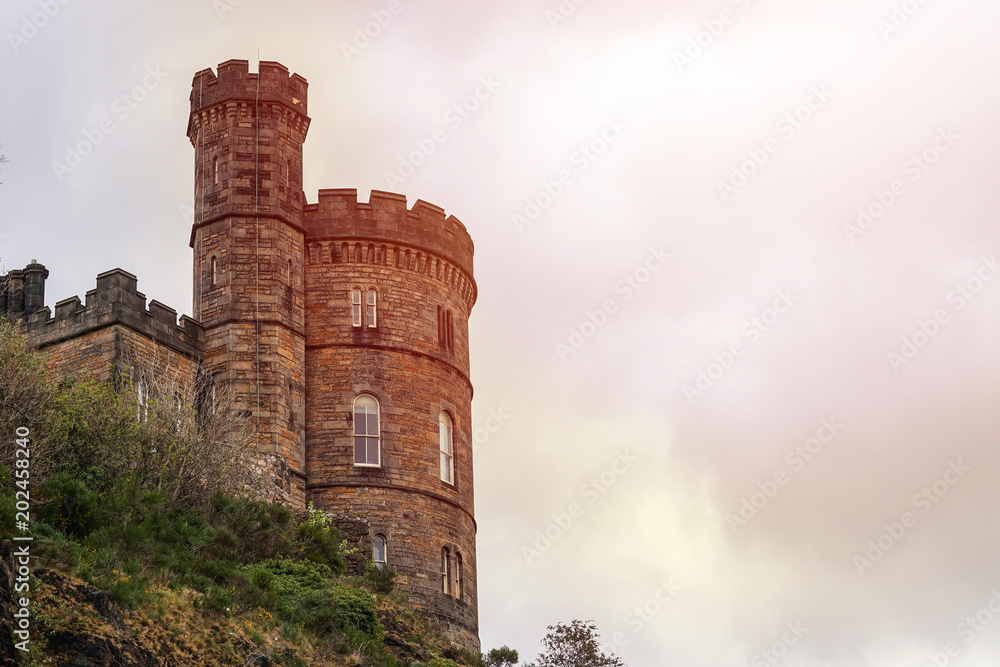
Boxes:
[353,394,380,466]
[367,289,377,328]
[136,380,148,422]
[351,289,362,327]
[446,310,454,351]
[454,552,462,599]
[173,391,183,433]
[439,412,454,484]
[211,257,218,286]
[213,156,219,185]
[437,306,445,345]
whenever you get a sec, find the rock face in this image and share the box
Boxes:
[0,567,254,666]
[43,631,161,667]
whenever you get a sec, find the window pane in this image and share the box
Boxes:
[366,411,378,436]
[367,290,376,305]
[352,289,361,304]
[354,436,366,464]
[374,536,386,563]
[366,437,379,465]
[441,452,452,483]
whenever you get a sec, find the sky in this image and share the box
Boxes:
[3,0,1000,665]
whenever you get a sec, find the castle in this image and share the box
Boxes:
[2,60,480,647]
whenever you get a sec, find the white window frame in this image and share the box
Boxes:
[439,411,454,484]
[367,289,377,328]
[373,534,387,570]
[441,547,451,595]
[351,288,362,327]
[353,394,380,467]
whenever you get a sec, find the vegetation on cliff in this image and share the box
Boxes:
[0,321,482,666]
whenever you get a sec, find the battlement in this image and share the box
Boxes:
[190,59,308,116]
[4,265,203,360]
[303,189,475,278]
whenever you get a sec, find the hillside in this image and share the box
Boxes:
[0,498,482,667]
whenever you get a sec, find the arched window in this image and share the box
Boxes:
[351,289,362,327]
[373,535,387,570]
[439,412,454,484]
[441,548,451,595]
[366,289,377,328]
[453,552,462,599]
[353,394,380,466]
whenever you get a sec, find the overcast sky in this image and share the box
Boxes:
[4,1,1000,665]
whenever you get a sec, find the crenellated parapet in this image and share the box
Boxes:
[4,265,202,361]
[304,189,477,312]
[187,60,311,243]
[187,59,309,141]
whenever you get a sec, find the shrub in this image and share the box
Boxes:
[362,559,397,594]
[37,473,100,538]
[295,502,345,573]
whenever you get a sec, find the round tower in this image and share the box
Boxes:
[302,189,479,647]
[187,60,310,507]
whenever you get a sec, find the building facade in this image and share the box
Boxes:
[3,60,479,647]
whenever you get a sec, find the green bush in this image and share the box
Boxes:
[363,559,397,594]
[295,502,346,573]
[294,584,382,639]
[38,473,100,538]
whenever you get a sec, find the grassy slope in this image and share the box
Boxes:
[3,476,480,667]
